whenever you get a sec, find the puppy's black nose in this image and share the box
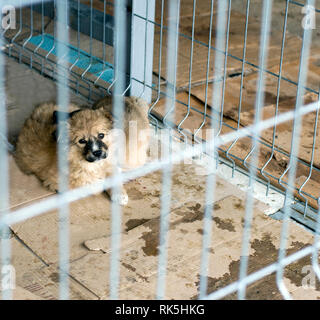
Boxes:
[93,150,102,157]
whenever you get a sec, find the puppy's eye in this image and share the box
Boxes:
[98,133,104,139]
[79,138,87,144]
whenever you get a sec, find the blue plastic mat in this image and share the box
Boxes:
[28,33,114,83]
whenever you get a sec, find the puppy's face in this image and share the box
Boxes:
[75,129,109,163]
[56,109,113,163]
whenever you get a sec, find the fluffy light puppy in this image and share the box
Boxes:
[15,96,150,205]
[92,95,151,170]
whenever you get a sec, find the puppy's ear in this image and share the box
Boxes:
[69,109,81,119]
[92,95,113,110]
[52,110,81,124]
[52,111,69,124]
[52,111,74,143]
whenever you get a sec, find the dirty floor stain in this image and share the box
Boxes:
[192,233,316,299]
[126,188,145,201]
[126,219,150,232]
[212,217,236,232]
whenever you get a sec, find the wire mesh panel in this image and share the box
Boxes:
[0,0,320,300]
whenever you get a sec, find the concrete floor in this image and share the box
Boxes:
[1,1,320,299]
[0,57,318,299]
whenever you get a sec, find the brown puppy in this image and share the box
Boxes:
[92,95,150,170]
[15,96,150,205]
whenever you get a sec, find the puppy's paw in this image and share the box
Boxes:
[43,180,58,193]
[109,189,129,206]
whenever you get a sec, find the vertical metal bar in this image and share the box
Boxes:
[130,0,155,103]
[81,0,93,80]
[215,0,231,137]
[298,91,320,215]
[199,0,228,299]
[34,0,45,55]
[102,0,107,64]
[194,0,214,139]
[22,2,34,67]
[109,0,128,300]
[69,0,81,94]
[56,0,70,300]
[45,0,56,60]
[9,0,23,57]
[260,0,289,196]
[276,0,315,299]
[238,0,273,300]
[34,0,45,74]
[312,197,320,281]
[148,0,164,130]
[138,0,149,98]
[225,0,250,177]
[94,0,107,87]
[311,94,320,282]
[177,0,196,144]
[0,16,11,301]
[156,0,180,300]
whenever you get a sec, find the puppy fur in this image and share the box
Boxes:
[15,97,150,205]
[92,95,151,170]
